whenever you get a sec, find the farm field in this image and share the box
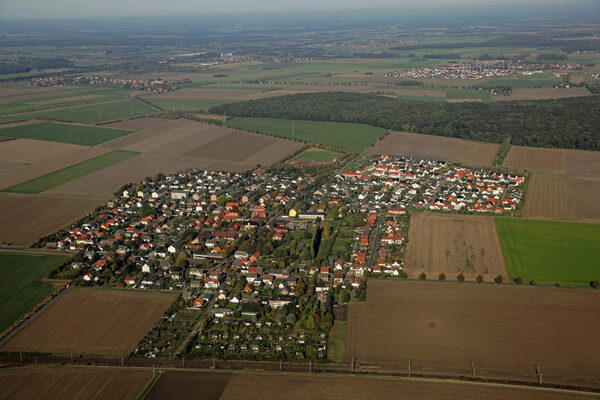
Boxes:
[0,253,70,333]
[218,372,595,400]
[225,117,387,152]
[503,146,600,178]
[364,131,499,167]
[1,288,176,356]
[0,138,87,165]
[522,173,600,223]
[145,371,231,400]
[0,367,152,400]
[2,150,139,194]
[0,194,104,246]
[290,148,343,164]
[403,213,508,281]
[496,218,600,286]
[0,121,134,146]
[345,280,600,383]
[102,116,169,131]
[327,321,347,361]
[492,87,591,101]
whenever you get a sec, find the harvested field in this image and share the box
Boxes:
[101,117,169,131]
[0,194,104,246]
[1,288,176,356]
[0,138,87,164]
[45,153,213,197]
[346,280,600,383]
[493,87,591,101]
[566,149,600,178]
[147,88,267,99]
[364,131,499,167]
[30,94,104,105]
[120,121,211,153]
[151,125,232,156]
[99,119,191,149]
[0,147,109,190]
[220,373,595,400]
[240,139,303,166]
[404,213,508,281]
[503,146,566,172]
[0,160,27,176]
[206,161,253,173]
[146,371,231,400]
[0,367,152,400]
[185,130,278,162]
[523,173,600,223]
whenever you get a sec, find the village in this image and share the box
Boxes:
[38,154,525,361]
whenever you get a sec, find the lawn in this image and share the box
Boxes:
[2,150,139,194]
[0,253,71,332]
[23,99,157,124]
[327,321,347,361]
[225,117,387,152]
[495,218,600,286]
[292,150,344,162]
[0,122,134,146]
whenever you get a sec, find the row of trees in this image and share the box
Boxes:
[211,92,600,151]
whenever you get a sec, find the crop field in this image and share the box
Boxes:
[503,146,600,178]
[102,117,169,131]
[145,98,230,112]
[2,150,139,194]
[19,99,157,124]
[225,117,387,152]
[403,213,508,281]
[346,280,600,383]
[0,138,87,165]
[290,149,343,164]
[1,288,176,356]
[0,253,70,333]
[492,87,591,101]
[218,372,591,400]
[145,371,231,400]
[522,173,600,223]
[446,88,491,101]
[0,121,134,146]
[0,194,104,246]
[364,131,499,167]
[0,367,152,400]
[496,218,600,286]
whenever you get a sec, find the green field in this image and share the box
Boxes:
[0,122,133,146]
[292,150,344,162]
[496,218,600,286]
[446,89,491,101]
[397,95,447,102]
[17,99,157,124]
[327,321,347,361]
[226,117,387,152]
[0,253,71,332]
[2,150,139,193]
[145,98,230,112]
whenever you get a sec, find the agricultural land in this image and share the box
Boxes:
[0,122,134,146]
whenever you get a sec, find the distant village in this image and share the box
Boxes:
[39,155,525,360]
[29,75,186,92]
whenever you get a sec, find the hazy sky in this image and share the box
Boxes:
[0,0,595,19]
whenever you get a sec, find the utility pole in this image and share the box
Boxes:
[471,362,475,379]
[351,357,355,373]
[408,358,411,377]
[535,365,542,385]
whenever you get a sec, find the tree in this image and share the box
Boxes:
[476,275,484,283]
[419,272,427,281]
[438,273,446,281]
[514,276,523,285]
[590,280,599,289]
[494,275,503,284]
[529,280,536,286]
[401,271,408,280]
[457,273,465,282]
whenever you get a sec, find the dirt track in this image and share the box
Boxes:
[1,288,176,356]
[346,281,600,383]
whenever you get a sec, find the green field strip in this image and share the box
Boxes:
[0,253,70,332]
[226,117,387,152]
[292,150,344,162]
[0,122,134,146]
[2,150,139,194]
[496,218,600,286]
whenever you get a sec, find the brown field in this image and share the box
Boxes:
[185,130,278,161]
[240,138,303,166]
[0,146,109,190]
[566,149,600,178]
[2,288,176,356]
[0,159,27,176]
[493,87,591,101]
[404,213,508,281]
[0,367,152,400]
[0,138,87,164]
[101,117,170,131]
[147,88,268,100]
[503,146,566,172]
[146,371,231,400]
[0,86,77,103]
[99,119,191,149]
[219,373,597,400]
[0,194,105,246]
[365,131,499,167]
[346,280,600,383]
[523,173,600,223]
[118,121,211,153]
[151,125,231,156]
[30,94,104,105]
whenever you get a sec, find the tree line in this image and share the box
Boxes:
[210,92,600,151]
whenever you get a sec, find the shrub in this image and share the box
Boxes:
[514,276,523,285]
[555,282,561,287]
[529,280,536,286]
[401,271,408,280]
[419,272,427,281]
[476,275,484,283]
[590,280,599,289]
[494,275,503,284]
[457,273,465,282]
[438,273,446,281]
